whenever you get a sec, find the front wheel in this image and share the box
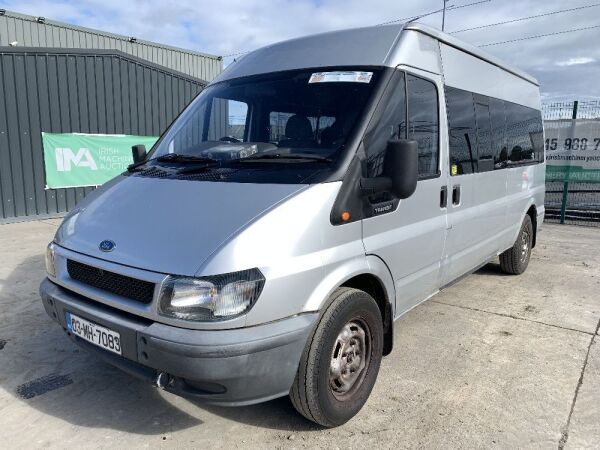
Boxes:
[499,214,533,275]
[290,287,383,427]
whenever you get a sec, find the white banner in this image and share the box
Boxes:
[545,119,600,181]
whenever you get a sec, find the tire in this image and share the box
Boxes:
[290,287,383,427]
[499,214,533,275]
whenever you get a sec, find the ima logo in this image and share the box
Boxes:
[55,148,98,172]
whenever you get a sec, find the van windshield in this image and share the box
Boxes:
[144,68,381,182]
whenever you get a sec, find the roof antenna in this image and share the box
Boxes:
[407,2,453,26]
[442,0,450,31]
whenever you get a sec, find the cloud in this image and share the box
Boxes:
[556,57,595,67]
[1,0,600,100]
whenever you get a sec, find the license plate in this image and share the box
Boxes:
[66,312,122,355]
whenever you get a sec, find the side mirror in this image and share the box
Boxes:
[360,139,418,199]
[131,145,147,164]
[383,139,418,199]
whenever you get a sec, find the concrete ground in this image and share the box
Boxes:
[0,220,598,449]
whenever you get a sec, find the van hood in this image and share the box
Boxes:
[55,176,307,276]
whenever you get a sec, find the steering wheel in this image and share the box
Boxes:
[219,136,241,143]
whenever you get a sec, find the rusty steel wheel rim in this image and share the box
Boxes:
[329,318,372,400]
[520,229,531,263]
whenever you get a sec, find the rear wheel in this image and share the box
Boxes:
[500,215,533,275]
[290,287,383,427]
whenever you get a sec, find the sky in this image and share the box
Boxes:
[2,0,600,101]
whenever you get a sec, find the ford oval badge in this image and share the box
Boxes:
[99,240,116,252]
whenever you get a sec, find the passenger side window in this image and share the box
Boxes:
[445,87,477,175]
[474,97,493,172]
[407,75,439,178]
[445,86,543,172]
[363,71,406,178]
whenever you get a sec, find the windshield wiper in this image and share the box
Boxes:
[179,153,333,174]
[177,161,222,174]
[127,155,161,172]
[232,153,333,163]
[127,153,219,172]
[156,154,219,164]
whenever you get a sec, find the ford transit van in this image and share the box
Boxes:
[40,23,545,427]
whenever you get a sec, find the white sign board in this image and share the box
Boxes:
[545,119,600,182]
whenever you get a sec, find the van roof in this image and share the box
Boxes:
[405,23,538,85]
[215,22,538,86]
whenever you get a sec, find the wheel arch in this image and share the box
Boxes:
[303,255,396,356]
[526,203,538,248]
[512,200,538,249]
[341,272,395,356]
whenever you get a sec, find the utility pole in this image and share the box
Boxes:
[442,0,449,31]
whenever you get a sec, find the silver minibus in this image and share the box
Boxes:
[41,22,545,426]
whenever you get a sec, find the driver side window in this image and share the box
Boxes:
[208,98,249,141]
[363,71,439,179]
[363,71,406,178]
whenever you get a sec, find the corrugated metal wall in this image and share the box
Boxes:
[0,48,205,222]
[0,10,223,81]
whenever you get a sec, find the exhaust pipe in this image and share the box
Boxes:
[155,371,172,389]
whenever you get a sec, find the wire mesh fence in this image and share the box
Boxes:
[545,181,600,226]
[543,100,600,227]
[542,100,600,120]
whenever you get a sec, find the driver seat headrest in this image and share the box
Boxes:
[285,115,314,141]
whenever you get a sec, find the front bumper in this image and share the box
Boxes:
[40,278,317,406]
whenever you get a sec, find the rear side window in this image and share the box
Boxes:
[530,114,545,163]
[407,75,439,178]
[446,86,543,173]
[505,103,544,165]
[445,87,477,175]
[489,97,507,168]
[474,97,493,172]
[506,103,530,164]
[507,102,544,164]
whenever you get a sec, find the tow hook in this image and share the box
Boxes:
[155,371,172,389]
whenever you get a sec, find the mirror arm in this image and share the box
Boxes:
[360,176,392,196]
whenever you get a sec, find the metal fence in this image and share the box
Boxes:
[543,100,600,227]
[542,100,600,120]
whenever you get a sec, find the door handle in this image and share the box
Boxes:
[440,186,448,208]
[452,185,461,206]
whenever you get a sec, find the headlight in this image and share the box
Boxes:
[45,243,56,277]
[158,269,265,321]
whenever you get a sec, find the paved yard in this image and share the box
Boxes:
[0,220,598,449]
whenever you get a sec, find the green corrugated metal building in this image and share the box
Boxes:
[0,10,222,222]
